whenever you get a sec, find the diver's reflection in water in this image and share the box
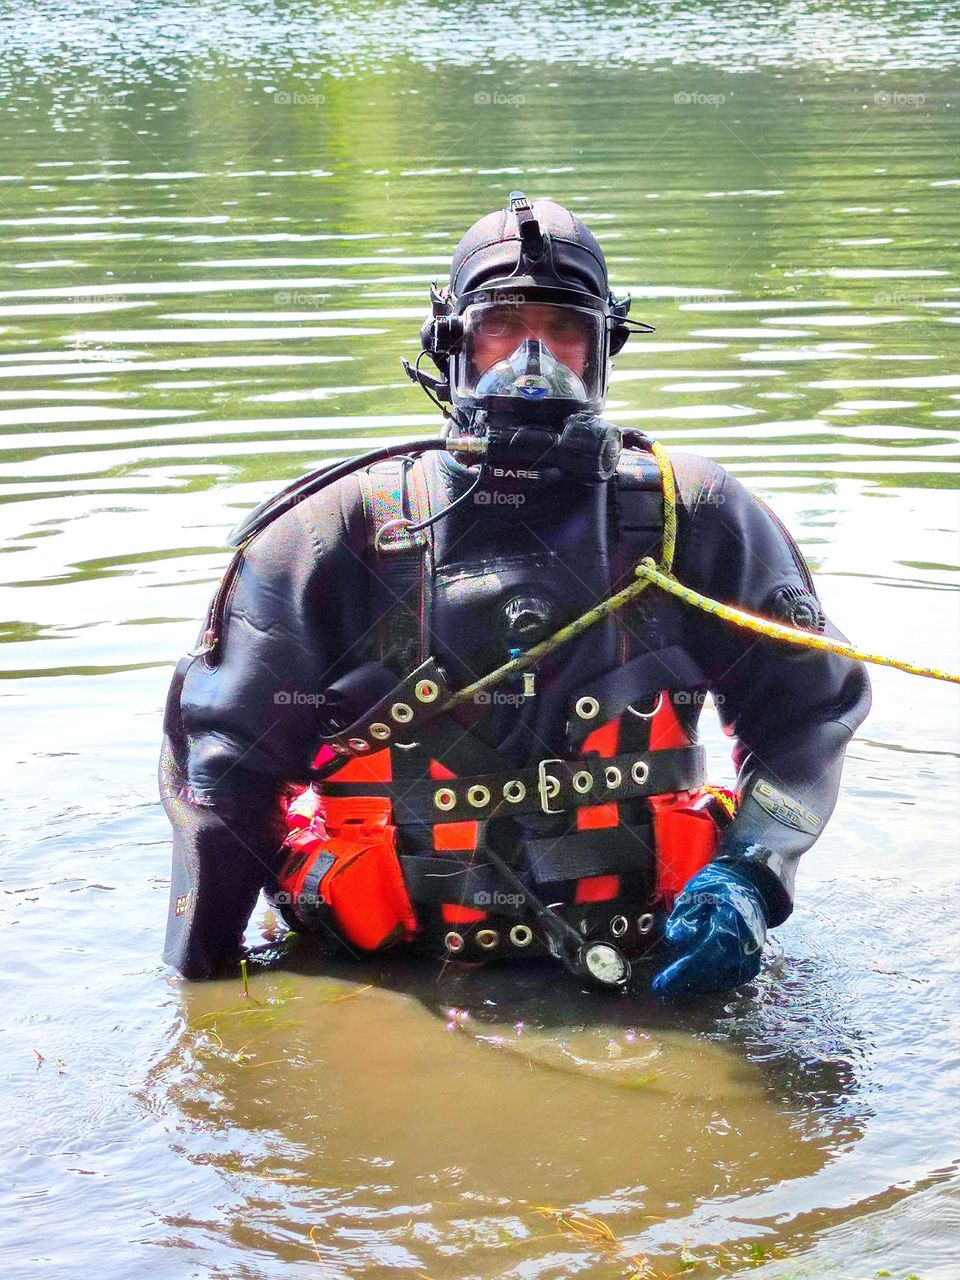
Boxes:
[150,942,867,1274]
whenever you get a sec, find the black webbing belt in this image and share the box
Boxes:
[317,744,705,823]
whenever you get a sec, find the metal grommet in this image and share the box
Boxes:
[330,743,349,756]
[637,913,655,935]
[509,924,533,948]
[626,691,664,720]
[476,928,499,950]
[347,737,370,753]
[434,787,457,811]
[575,695,600,720]
[631,760,650,785]
[502,779,526,803]
[610,914,629,938]
[572,770,594,794]
[390,702,414,723]
[414,679,439,703]
[444,930,464,953]
[369,722,391,741]
[543,775,560,799]
[466,784,491,809]
[604,765,622,789]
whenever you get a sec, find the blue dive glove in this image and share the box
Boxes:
[652,863,769,998]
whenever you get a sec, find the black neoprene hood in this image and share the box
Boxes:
[448,196,610,301]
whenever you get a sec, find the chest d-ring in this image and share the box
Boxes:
[626,691,663,719]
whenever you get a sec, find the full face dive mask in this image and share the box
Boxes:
[404,191,653,429]
[451,292,607,423]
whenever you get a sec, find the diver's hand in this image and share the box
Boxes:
[652,864,768,997]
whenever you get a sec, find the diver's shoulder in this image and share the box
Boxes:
[231,465,368,569]
[663,449,733,505]
[617,442,731,505]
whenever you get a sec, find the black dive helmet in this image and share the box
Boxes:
[407,191,653,430]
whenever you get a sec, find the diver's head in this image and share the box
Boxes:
[411,192,649,433]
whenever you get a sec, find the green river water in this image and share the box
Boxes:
[0,3,958,1277]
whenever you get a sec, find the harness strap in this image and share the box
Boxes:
[523,824,655,883]
[400,822,655,904]
[565,646,708,750]
[357,456,432,667]
[319,744,706,822]
[315,655,518,779]
[400,856,525,913]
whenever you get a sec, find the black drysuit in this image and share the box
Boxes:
[160,445,871,979]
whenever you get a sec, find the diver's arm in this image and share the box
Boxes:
[675,459,871,925]
[160,480,367,979]
[160,738,294,980]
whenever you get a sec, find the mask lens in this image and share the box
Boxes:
[458,301,603,408]
[473,305,523,343]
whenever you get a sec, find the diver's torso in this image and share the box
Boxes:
[364,448,697,767]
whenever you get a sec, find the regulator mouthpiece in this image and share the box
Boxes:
[474,338,589,404]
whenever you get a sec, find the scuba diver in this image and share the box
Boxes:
[160,192,871,996]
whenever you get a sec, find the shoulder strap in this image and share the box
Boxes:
[357,456,433,669]
[610,445,665,582]
[606,444,669,679]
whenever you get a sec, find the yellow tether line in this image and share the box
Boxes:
[445,439,958,709]
[633,556,960,684]
[446,442,672,708]
[652,438,677,574]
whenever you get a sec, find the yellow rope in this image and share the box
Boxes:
[445,571,656,708]
[703,785,737,820]
[650,439,677,573]
[633,557,960,685]
[447,439,680,709]
[445,438,958,710]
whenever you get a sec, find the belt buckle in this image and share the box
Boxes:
[537,758,563,814]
